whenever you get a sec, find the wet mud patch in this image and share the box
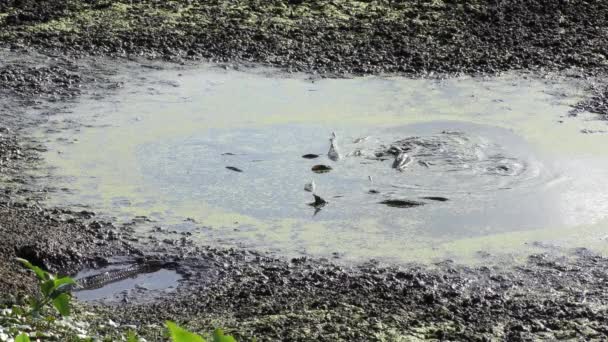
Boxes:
[570,82,608,121]
[0,63,82,101]
[68,255,221,303]
[95,247,608,342]
[0,50,146,295]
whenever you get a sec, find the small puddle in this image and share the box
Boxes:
[36,64,608,264]
[72,264,181,302]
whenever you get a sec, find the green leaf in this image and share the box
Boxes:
[213,329,237,342]
[15,333,31,342]
[54,276,76,288]
[41,279,55,297]
[12,305,24,316]
[51,277,77,297]
[16,258,48,281]
[52,293,71,316]
[28,297,41,314]
[166,321,206,342]
[126,330,139,342]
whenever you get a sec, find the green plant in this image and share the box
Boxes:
[16,258,76,317]
[15,333,31,342]
[126,330,139,342]
[167,321,205,342]
[127,330,139,342]
[166,321,237,342]
[15,259,239,342]
[212,329,237,342]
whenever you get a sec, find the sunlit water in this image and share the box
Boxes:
[37,65,608,264]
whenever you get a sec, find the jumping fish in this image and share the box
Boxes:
[392,151,413,171]
[304,180,316,192]
[328,132,341,161]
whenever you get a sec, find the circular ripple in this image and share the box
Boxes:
[367,130,545,193]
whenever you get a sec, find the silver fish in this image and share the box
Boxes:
[304,180,316,192]
[392,152,413,171]
[328,132,341,161]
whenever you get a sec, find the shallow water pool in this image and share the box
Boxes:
[38,65,608,264]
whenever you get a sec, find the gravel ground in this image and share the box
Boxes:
[1,1,608,341]
[1,0,608,75]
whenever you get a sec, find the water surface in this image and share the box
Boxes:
[39,65,608,263]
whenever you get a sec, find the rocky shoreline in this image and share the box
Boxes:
[1,0,608,340]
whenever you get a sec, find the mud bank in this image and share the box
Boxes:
[98,247,608,341]
[1,0,608,76]
[0,1,608,341]
[2,0,608,121]
[0,51,133,294]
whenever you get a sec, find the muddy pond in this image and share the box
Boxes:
[38,64,608,265]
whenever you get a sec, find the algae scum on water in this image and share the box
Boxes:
[37,64,608,263]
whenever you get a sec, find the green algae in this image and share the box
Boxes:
[23,2,199,36]
[12,0,446,44]
[35,65,608,266]
[26,4,132,34]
